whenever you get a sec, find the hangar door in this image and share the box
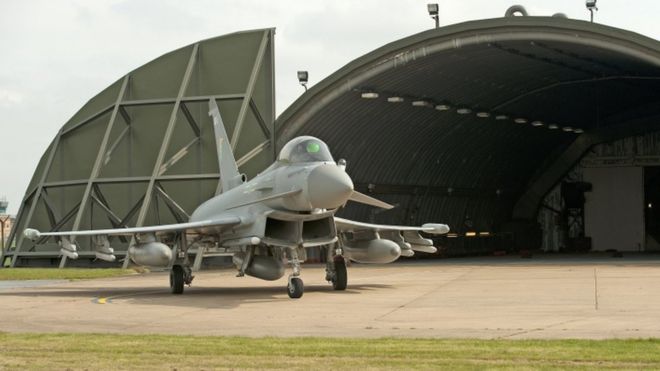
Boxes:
[584,167,644,252]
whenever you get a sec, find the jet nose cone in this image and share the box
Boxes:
[307,164,354,209]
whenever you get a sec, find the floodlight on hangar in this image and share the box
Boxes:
[427,3,439,28]
[574,128,584,134]
[456,107,472,114]
[297,70,309,91]
[531,121,544,127]
[435,103,451,111]
[586,0,598,22]
[361,92,379,99]
[548,124,559,130]
[387,96,404,103]
[495,114,509,120]
[476,111,491,118]
[514,118,528,124]
[563,126,574,132]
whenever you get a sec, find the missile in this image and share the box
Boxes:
[422,223,450,234]
[59,238,79,260]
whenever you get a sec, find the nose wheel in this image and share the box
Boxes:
[287,277,304,298]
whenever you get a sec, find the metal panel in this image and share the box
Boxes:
[584,167,644,251]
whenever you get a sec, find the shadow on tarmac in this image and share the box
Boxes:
[0,283,393,309]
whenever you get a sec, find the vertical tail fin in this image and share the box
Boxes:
[209,99,243,194]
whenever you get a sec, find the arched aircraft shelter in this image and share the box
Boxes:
[277,16,660,255]
[4,16,660,266]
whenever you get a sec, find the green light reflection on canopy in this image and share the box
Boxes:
[307,142,320,153]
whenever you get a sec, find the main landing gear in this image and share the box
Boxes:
[331,257,347,290]
[170,265,194,294]
[325,245,348,291]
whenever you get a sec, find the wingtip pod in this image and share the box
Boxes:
[23,228,41,240]
[422,223,450,235]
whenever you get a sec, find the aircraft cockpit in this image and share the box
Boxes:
[278,136,334,163]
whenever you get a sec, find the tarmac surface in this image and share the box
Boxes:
[1,256,660,339]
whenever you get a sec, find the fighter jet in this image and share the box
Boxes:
[24,99,449,298]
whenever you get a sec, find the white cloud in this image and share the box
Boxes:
[0,89,24,107]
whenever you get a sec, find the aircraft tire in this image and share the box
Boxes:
[287,277,304,299]
[170,265,184,294]
[332,258,347,291]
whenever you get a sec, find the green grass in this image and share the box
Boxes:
[1,334,659,370]
[0,268,137,281]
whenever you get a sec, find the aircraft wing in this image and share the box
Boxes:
[24,216,242,240]
[334,217,449,256]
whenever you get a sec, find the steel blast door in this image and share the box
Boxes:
[584,167,644,251]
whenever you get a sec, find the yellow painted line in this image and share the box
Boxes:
[92,289,164,304]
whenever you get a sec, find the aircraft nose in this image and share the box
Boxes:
[307,164,354,209]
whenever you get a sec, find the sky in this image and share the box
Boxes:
[1,0,659,215]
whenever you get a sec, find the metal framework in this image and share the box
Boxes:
[2,29,276,267]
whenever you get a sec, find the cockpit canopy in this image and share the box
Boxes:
[278,136,334,164]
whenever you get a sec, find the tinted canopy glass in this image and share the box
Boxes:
[278,136,334,163]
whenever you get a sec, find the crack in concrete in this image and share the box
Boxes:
[374,268,474,321]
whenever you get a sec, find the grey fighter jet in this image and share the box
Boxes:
[24,100,449,298]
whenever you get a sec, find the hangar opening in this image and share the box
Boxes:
[3,14,660,267]
[276,16,660,256]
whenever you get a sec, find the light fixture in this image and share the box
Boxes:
[548,124,559,130]
[297,71,308,92]
[427,3,439,28]
[361,92,379,99]
[456,107,472,114]
[562,126,574,132]
[446,233,458,238]
[435,103,451,111]
[387,96,404,103]
[586,0,598,22]
[514,118,527,124]
[531,121,544,127]
[465,231,477,237]
[476,111,491,118]
[412,100,431,107]
[574,128,584,134]
[495,114,509,120]
[479,232,491,237]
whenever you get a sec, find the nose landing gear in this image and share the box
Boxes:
[287,276,304,298]
[287,247,304,298]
